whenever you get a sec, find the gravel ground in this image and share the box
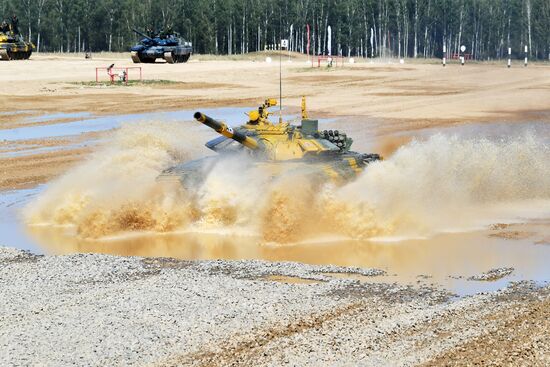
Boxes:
[467,267,515,281]
[1,246,548,366]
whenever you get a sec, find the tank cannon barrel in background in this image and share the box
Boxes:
[194,112,259,150]
[132,28,154,42]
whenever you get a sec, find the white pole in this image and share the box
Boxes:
[442,44,446,67]
[289,24,293,61]
[507,47,511,68]
[524,45,528,67]
[370,28,374,58]
[327,26,332,56]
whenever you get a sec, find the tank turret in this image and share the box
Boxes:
[194,97,360,161]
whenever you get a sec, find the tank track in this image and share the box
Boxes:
[0,49,32,60]
[130,51,141,63]
[164,51,190,64]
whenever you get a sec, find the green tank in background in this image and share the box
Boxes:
[0,16,34,61]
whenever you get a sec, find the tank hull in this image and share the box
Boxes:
[130,44,192,64]
[0,41,33,60]
[157,153,378,191]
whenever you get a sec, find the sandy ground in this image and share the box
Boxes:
[1,53,550,190]
[0,147,90,190]
[1,53,550,121]
[0,132,100,190]
[0,247,548,367]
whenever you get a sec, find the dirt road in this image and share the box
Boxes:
[1,53,550,122]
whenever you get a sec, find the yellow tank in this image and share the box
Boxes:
[0,31,34,60]
[160,97,381,188]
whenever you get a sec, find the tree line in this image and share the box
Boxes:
[2,0,549,60]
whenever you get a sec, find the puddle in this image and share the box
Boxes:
[1,184,549,297]
[0,187,45,253]
[23,112,93,124]
[0,108,253,142]
[264,275,321,285]
[323,271,534,297]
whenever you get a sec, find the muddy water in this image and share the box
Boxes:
[0,108,252,141]
[1,184,548,296]
[0,187,43,252]
[19,217,550,296]
[25,222,549,275]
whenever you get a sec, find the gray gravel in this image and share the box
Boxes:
[467,267,515,281]
[1,247,548,367]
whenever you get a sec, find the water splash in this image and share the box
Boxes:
[332,133,550,238]
[24,123,550,243]
[23,121,204,237]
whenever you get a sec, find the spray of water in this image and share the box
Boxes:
[24,121,203,237]
[24,122,550,243]
[332,133,550,238]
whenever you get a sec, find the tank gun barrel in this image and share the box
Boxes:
[194,112,259,150]
[132,28,153,41]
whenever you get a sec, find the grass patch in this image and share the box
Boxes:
[295,66,341,73]
[73,79,181,87]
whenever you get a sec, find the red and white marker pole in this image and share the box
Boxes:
[524,45,528,67]
[442,44,446,67]
[507,47,511,68]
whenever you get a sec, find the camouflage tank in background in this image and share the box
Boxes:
[130,28,192,64]
[0,16,34,60]
[158,97,382,190]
